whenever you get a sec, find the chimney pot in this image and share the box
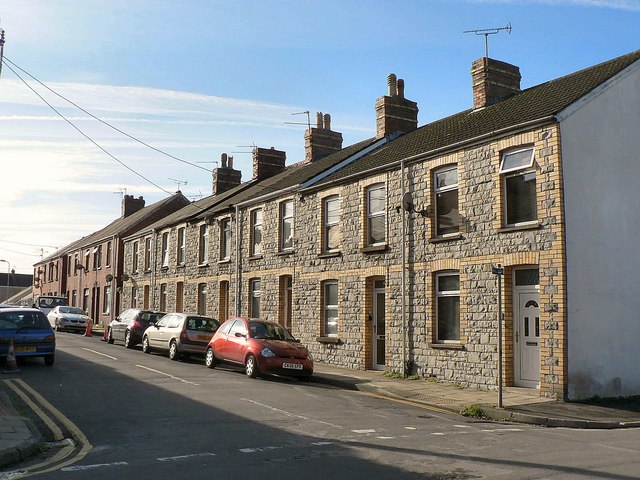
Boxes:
[316,112,323,128]
[387,73,397,96]
[212,152,242,195]
[397,79,405,99]
[304,112,343,163]
[323,113,331,130]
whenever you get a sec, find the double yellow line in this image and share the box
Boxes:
[2,379,93,477]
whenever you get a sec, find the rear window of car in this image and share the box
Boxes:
[0,311,51,330]
[140,312,165,323]
[185,316,219,332]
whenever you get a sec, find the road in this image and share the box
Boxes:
[3,332,640,479]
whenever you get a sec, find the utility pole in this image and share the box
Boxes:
[0,27,6,78]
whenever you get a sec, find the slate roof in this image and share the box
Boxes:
[311,49,640,187]
[40,191,189,262]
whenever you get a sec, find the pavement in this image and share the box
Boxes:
[2,330,640,470]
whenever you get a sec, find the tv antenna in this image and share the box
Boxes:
[112,187,127,200]
[233,142,257,154]
[168,177,188,190]
[284,111,311,130]
[464,23,511,59]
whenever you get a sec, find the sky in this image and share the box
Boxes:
[0,0,638,274]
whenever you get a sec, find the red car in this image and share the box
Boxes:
[205,317,313,379]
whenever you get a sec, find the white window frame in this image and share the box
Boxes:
[500,147,537,227]
[250,209,263,256]
[435,272,460,343]
[106,241,112,267]
[249,278,261,318]
[197,283,207,315]
[280,200,294,252]
[177,227,186,265]
[144,237,151,271]
[161,232,169,267]
[323,195,339,253]
[220,218,231,261]
[323,280,339,337]
[103,286,111,314]
[433,165,459,237]
[160,283,167,311]
[198,224,209,265]
[366,184,386,246]
[132,242,139,273]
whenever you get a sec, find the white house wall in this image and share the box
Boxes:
[559,62,640,399]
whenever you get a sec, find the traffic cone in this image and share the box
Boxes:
[3,340,20,374]
[84,321,93,337]
[102,328,108,342]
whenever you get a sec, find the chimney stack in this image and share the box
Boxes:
[212,153,242,195]
[375,73,418,139]
[252,147,286,181]
[304,112,343,163]
[122,195,145,218]
[471,58,521,109]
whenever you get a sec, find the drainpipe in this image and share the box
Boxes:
[234,205,241,317]
[110,233,117,323]
[151,230,157,310]
[151,228,157,311]
[400,158,407,377]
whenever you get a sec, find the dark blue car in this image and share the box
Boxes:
[0,308,56,366]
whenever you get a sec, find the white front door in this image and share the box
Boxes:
[514,289,540,388]
[372,280,386,370]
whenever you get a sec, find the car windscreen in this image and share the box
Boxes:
[38,297,67,308]
[249,321,296,341]
[186,316,219,332]
[59,307,84,315]
[0,311,51,330]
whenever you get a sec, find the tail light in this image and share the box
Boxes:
[44,335,56,343]
[132,320,141,330]
[180,329,189,343]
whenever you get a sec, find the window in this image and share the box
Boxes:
[68,257,72,277]
[48,262,54,282]
[249,279,260,318]
[436,272,460,342]
[500,147,537,226]
[143,285,150,309]
[250,209,263,256]
[323,195,339,252]
[323,280,338,337]
[132,242,139,273]
[197,283,207,315]
[83,288,90,312]
[220,218,231,260]
[161,232,169,267]
[74,254,78,275]
[280,200,294,251]
[106,241,112,267]
[131,286,137,308]
[84,250,89,270]
[198,224,209,265]
[103,286,111,314]
[176,281,184,312]
[71,290,77,307]
[366,184,386,245]
[92,247,98,270]
[177,227,186,265]
[160,283,167,311]
[144,237,151,271]
[97,245,102,269]
[434,166,459,236]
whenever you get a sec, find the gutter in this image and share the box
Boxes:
[301,116,556,192]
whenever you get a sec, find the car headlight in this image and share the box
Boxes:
[261,347,275,358]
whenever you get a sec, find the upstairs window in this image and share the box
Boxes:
[280,200,294,251]
[144,237,151,271]
[177,227,186,265]
[323,195,339,252]
[250,209,263,256]
[161,232,169,267]
[198,224,209,265]
[434,166,459,236]
[97,245,102,269]
[132,242,139,273]
[366,184,386,246]
[106,241,112,267]
[500,148,537,226]
[220,218,231,261]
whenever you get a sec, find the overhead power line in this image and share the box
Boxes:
[3,56,211,173]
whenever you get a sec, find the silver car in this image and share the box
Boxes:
[142,313,220,361]
[47,306,91,333]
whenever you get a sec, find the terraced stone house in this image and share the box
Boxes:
[119,50,640,400]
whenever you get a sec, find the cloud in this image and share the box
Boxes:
[464,0,640,10]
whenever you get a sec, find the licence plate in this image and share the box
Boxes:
[16,346,37,353]
[283,362,303,370]
[197,335,210,341]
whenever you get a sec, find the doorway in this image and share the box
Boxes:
[372,279,386,370]
[513,268,540,388]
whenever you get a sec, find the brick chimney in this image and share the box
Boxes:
[304,112,343,163]
[212,153,242,195]
[471,58,521,109]
[122,195,145,218]
[375,74,419,139]
[252,147,286,181]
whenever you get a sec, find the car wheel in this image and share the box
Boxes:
[169,341,179,361]
[205,348,216,369]
[44,355,55,366]
[124,330,133,348]
[107,328,114,344]
[142,336,151,354]
[245,354,259,378]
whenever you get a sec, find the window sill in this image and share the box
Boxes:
[198,263,209,268]
[360,244,388,254]
[316,336,342,344]
[429,342,465,351]
[429,233,463,244]
[498,221,541,233]
[277,250,294,257]
[248,255,263,261]
[218,259,231,265]
[160,265,169,271]
[318,251,341,259]
[176,264,186,269]
[144,269,152,273]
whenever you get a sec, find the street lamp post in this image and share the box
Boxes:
[492,264,504,408]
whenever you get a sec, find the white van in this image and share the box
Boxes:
[36,295,68,317]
